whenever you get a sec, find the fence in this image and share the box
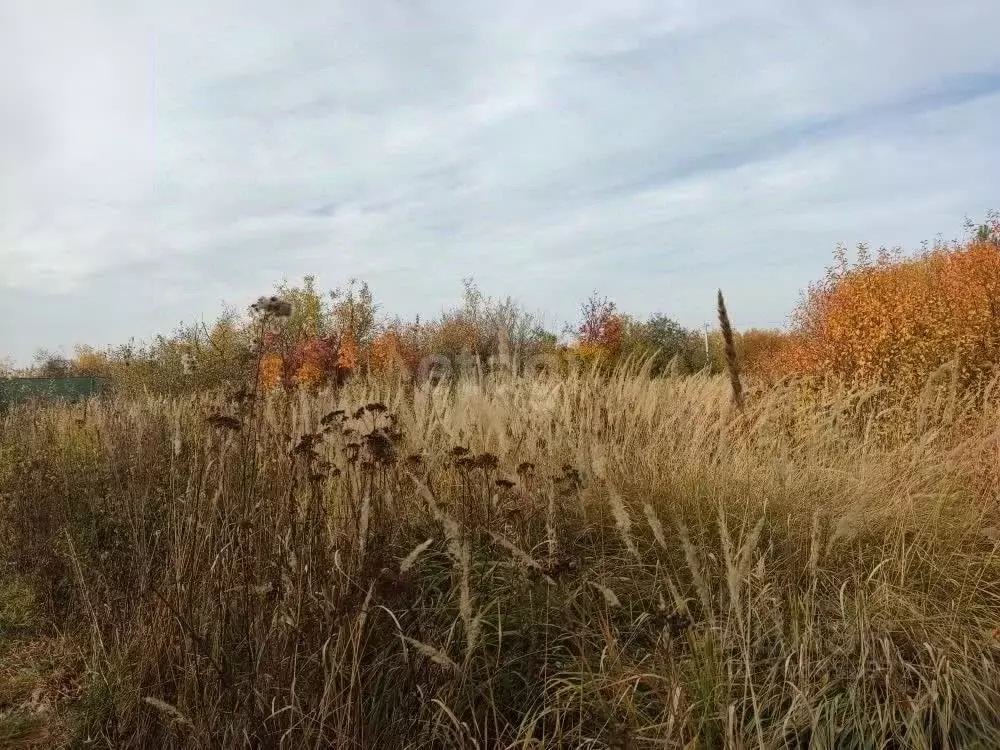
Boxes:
[0,376,106,411]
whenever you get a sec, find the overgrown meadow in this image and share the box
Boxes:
[3,216,1000,748]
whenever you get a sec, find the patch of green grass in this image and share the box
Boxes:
[0,578,36,635]
[0,711,47,747]
[0,577,76,747]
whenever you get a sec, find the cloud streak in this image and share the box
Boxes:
[2,0,999,363]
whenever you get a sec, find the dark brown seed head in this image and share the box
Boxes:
[717,289,744,411]
[229,387,254,406]
[654,610,694,637]
[345,443,361,463]
[539,555,577,577]
[293,433,321,456]
[366,430,397,464]
[474,452,499,471]
[207,413,242,431]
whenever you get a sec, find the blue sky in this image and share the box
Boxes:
[2,0,999,365]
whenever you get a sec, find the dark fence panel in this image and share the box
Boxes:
[0,376,106,410]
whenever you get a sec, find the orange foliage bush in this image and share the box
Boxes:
[258,330,358,390]
[294,360,324,387]
[369,332,399,373]
[574,341,610,367]
[783,225,1000,394]
[738,329,797,383]
[370,330,419,376]
[259,354,284,390]
[338,332,359,372]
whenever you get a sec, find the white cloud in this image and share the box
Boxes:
[1,0,999,363]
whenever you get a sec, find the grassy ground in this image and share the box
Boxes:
[0,575,81,748]
[2,367,1000,748]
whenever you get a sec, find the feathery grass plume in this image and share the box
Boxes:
[489,532,556,585]
[825,502,864,557]
[408,473,478,654]
[402,636,459,673]
[717,289,745,411]
[608,489,641,561]
[143,696,194,728]
[808,509,823,578]
[545,484,559,557]
[400,538,435,573]
[643,502,669,551]
[458,539,480,656]
[357,492,371,568]
[717,509,765,615]
[590,441,608,480]
[677,520,712,615]
[591,581,621,607]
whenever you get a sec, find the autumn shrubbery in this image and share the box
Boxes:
[19,211,1000,404]
[778,213,1000,397]
[39,278,724,397]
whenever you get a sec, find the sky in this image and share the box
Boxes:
[2,0,999,366]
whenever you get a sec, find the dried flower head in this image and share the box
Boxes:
[345,442,361,463]
[537,555,577,578]
[228,387,254,406]
[207,413,242,431]
[557,465,582,488]
[251,295,293,318]
[320,409,346,426]
[292,433,322,459]
[653,610,694,637]
[365,430,397,465]
[474,452,499,471]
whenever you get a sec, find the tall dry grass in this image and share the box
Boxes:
[2,361,1000,748]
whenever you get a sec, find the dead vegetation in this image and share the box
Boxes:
[2,361,1000,748]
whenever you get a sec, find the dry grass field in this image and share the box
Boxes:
[2,362,1000,748]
